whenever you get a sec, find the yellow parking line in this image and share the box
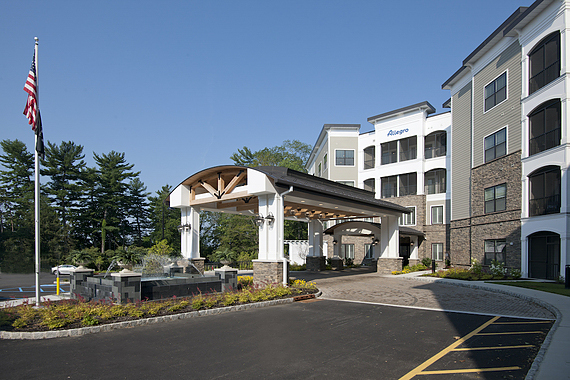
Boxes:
[494,321,551,324]
[453,345,534,351]
[477,331,543,336]
[418,366,521,375]
[398,316,500,380]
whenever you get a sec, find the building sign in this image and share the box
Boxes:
[387,128,409,137]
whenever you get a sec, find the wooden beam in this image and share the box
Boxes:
[222,170,245,196]
[189,191,250,206]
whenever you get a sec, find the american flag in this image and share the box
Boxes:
[23,51,38,131]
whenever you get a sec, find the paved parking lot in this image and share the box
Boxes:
[0,273,69,301]
[0,269,557,379]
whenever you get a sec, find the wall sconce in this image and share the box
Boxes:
[410,241,414,247]
[254,213,265,227]
[177,223,191,233]
[333,240,338,245]
[265,212,275,225]
[373,239,379,246]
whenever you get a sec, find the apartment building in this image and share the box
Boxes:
[306,103,451,268]
[442,0,569,279]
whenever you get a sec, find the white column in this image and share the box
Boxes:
[189,206,200,259]
[308,219,324,257]
[180,206,200,259]
[521,235,529,278]
[257,194,280,261]
[380,215,399,258]
[560,234,567,279]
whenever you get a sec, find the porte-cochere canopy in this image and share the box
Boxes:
[169,165,411,219]
[168,165,411,284]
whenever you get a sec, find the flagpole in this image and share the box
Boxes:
[34,37,41,307]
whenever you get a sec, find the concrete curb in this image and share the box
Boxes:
[399,275,561,380]
[0,297,295,340]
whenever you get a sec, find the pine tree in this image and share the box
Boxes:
[41,141,87,259]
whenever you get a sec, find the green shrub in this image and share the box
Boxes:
[421,257,432,267]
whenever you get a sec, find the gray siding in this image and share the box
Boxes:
[472,41,522,167]
[451,82,473,221]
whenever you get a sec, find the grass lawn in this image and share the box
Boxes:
[491,281,570,297]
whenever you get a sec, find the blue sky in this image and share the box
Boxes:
[1,0,529,195]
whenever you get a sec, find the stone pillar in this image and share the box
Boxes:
[215,265,238,292]
[70,267,94,300]
[110,271,142,304]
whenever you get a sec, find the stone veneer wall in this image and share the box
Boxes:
[306,256,326,271]
[450,152,522,269]
[376,258,404,274]
[253,260,288,286]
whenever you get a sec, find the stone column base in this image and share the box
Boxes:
[376,257,404,274]
[190,257,206,274]
[306,256,326,271]
[253,260,288,286]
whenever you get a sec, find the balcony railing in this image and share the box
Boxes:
[530,195,560,216]
[424,146,446,159]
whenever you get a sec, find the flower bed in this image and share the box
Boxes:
[0,279,318,333]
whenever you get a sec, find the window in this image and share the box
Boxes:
[431,205,443,224]
[529,32,560,94]
[337,180,354,187]
[399,136,417,161]
[484,239,506,265]
[317,163,321,177]
[381,175,397,198]
[485,72,507,111]
[485,184,506,213]
[529,100,561,156]
[484,128,506,162]
[432,243,443,261]
[425,169,446,194]
[381,141,397,165]
[529,166,560,216]
[425,131,446,159]
[336,150,354,166]
[340,244,354,259]
[399,206,416,226]
[363,146,375,169]
[323,154,328,170]
[399,172,417,196]
[363,178,375,193]
[364,244,373,259]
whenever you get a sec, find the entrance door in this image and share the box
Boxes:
[529,231,560,280]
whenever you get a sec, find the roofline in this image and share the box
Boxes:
[367,101,436,124]
[306,124,360,169]
[441,3,543,90]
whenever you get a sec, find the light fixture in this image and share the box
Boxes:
[373,239,379,246]
[410,241,414,247]
[254,213,265,227]
[177,223,191,233]
[333,240,338,245]
[265,212,275,225]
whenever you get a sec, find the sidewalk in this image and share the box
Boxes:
[401,272,569,380]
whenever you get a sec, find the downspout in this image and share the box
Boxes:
[279,186,294,285]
